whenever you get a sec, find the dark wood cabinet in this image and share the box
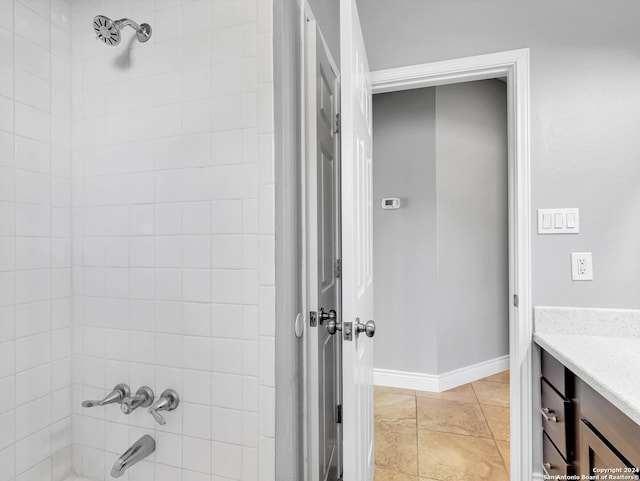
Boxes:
[540,350,575,475]
[539,348,640,479]
[579,420,632,477]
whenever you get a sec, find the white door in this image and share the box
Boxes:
[306,19,343,481]
[340,1,375,480]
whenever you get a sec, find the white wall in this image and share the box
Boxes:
[69,1,275,480]
[372,81,507,377]
[0,1,73,480]
[357,0,640,309]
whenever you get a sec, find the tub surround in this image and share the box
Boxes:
[534,306,640,426]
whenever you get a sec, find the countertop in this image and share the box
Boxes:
[534,306,640,426]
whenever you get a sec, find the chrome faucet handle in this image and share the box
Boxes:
[148,389,180,425]
[82,383,130,408]
[121,386,154,414]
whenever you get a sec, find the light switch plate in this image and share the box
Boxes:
[571,252,593,281]
[537,208,580,234]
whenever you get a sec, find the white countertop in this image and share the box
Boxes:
[534,306,640,426]
[534,331,640,426]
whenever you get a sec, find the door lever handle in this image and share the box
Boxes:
[82,383,130,408]
[148,389,180,425]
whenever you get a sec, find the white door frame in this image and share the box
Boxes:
[370,49,532,481]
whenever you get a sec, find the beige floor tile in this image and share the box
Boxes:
[481,404,510,441]
[495,439,510,473]
[375,423,418,476]
[471,380,510,407]
[481,370,510,384]
[417,429,510,481]
[415,384,477,404]
[374,467,420,481]
[375,385,416,397]
[417,397,491,438]
[375,391,417,426]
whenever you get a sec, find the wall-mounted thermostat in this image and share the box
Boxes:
[381,198,401,210]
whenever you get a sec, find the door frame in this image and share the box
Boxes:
[369,49,532,481]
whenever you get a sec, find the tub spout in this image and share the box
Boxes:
[110,435,155,478]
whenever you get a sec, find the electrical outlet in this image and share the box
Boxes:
[571,252,593,281]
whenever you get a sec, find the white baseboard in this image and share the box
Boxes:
[373,354,510,392]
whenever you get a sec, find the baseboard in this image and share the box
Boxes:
[373,354,509,392]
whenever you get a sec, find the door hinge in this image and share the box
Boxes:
[309,311,317,327]
[513,294,519,308]
[335,258,342,278]
[336,404,342,424]
[334,113,341,134]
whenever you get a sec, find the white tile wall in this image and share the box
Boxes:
[69,1,275,480]
[0,1,74,481]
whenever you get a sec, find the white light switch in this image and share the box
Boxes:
[537,208,580,234]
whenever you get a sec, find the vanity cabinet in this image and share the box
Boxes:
[539,349,640,479]
[540,350,575,475]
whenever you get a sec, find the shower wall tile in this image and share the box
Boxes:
[0,1,73,481]
[70,1,275,480]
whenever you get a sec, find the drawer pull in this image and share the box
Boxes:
[543,462,552,476]
[540,407,558,422]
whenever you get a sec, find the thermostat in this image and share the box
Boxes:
[381,198,401,210]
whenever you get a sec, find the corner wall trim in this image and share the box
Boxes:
[373,355,510,392]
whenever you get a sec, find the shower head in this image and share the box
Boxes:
[93,15,152,46]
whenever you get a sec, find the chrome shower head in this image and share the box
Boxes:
[92,15,152,46]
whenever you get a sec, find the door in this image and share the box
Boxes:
[340,0,375,480]
[306,19,342,481]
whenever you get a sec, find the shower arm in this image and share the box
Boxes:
[114,18,152,43]
[115,18,143,33]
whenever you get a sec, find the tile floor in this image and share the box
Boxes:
[374,370,510,481]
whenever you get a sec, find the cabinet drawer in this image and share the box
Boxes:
[543,431,572,476]
[541,378,573,459]
[541,349,569,397]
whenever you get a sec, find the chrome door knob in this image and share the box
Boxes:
[327,318,342,335]
[355,319,375,338]
[319,308,336,325]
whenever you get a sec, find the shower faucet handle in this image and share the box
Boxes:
[82,383,130,408]
[148,389,180,425]
[121,386,154,414]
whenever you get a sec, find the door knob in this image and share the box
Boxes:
[355,319,375,338]
[327,317,342,335]
[319,308,336,325]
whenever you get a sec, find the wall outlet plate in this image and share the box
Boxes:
[571,252,593,281]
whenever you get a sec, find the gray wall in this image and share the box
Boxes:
[372,88,438,374]
[358,0,640,309]
[372,81,508,375]
[307,0,340,63]
[436,81,508,372]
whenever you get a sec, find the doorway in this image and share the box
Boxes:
[371,79,510,480]
[366,50,532,481]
